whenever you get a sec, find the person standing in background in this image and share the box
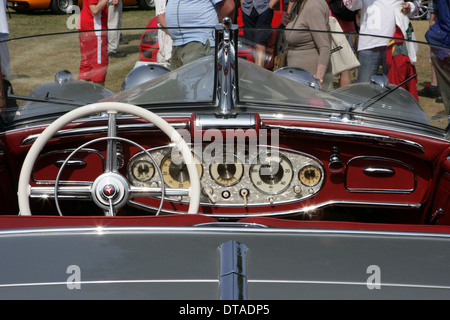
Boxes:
[241,0,279,67]
[155,0,172,67]
[328,0,358,86]
[165,0,235,69]
[419,0,440,100]
[108,0,126,58]
[425,0,450,118]
[0,0,10,78]
[344,0,420,83]
[78,0,114,86]
[284,0,331,89]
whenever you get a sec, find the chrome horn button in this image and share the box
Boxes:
[91,173,130,212]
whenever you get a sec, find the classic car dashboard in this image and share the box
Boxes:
[126,145,325,207]
[20,115,446,222]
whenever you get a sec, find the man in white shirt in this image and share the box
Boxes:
[0,0,10,77]
[344,0,420,82]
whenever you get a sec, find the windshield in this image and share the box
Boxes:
[1,7,449,135]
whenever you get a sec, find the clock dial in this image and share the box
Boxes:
[299,164,322,187]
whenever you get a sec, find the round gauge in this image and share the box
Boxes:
[250,153,293,194]
[298,164,322,187]
[131,159,155,182]
[210,153,244,186]
[160,152,203,188]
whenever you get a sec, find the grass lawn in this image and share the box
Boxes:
[7,7,153,39]
[6,7,155,93]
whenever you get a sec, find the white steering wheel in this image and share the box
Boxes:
[17,102,201,216]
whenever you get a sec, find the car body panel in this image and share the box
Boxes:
[2,216,450,299]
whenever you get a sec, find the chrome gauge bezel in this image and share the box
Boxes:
[249,152,294,195]
[298,164,323,187]
[160,151,203,189]
[131,159,155,182]
[209,153,244,187]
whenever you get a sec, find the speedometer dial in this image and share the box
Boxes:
[161,151,203,188]
[250,153,293,194]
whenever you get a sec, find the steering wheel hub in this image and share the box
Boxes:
[92,173,129,211]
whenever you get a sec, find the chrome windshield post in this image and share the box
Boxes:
[215,17,239,116]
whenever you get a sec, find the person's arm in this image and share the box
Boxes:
[157,13,171,35]
[156,14,167,28]
[429,0,436,27]
[89,0,114,15]
[429,12,436,26]
[217,0,236,22]
[287,1,294,12]
[155,0,170,34]
[269,0,279,10]
[282,1,300,26]
[343,0,362,11]
[401,1,421,16]
[307,3,330,87]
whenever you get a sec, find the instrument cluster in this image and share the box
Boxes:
[127,145,325,207]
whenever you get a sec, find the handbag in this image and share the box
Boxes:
[329,16,360,75]
[273,49,287,70]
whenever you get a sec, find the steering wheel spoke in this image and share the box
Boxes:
[130,186,189,198]
[30,185,92,200]
[105,111,119,173]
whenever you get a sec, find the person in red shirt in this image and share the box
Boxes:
[78,0,116,86]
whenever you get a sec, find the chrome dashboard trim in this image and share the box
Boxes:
[128,199,422,218]
[362,167,395,175]
[195,114,256,129]
[20,121,431,155]
[262,124,425,154]
[21,122,189,146]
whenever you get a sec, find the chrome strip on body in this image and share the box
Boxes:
[219,240,248,300]
[2,223,449,239]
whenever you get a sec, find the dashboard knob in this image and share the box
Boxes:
[329,147,345,174]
